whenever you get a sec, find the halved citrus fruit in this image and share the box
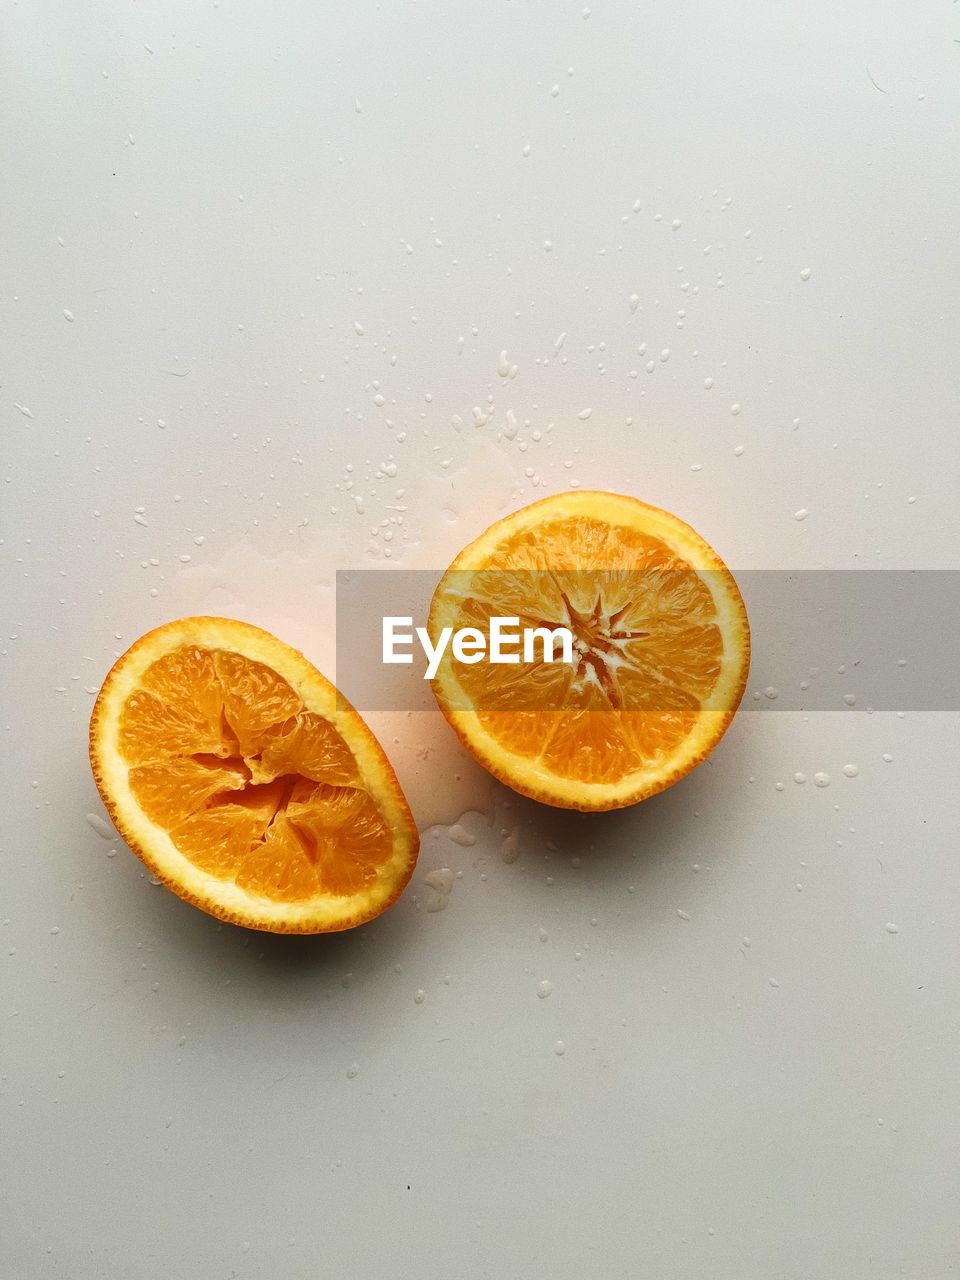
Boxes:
[90,617,419,932]
[428,491,749,811]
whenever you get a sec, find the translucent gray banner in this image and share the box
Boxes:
[335,570,960,712]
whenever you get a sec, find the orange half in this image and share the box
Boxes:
[428,491,750,811]
[90,617,419,932]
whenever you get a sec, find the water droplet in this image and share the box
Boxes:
[86,813,113,839]
[446,822,476,847]
[768,977,780,988]
[353,320,365,336]
[63,309,74,322]
[554,1040,566,1056]
[799,267,812,281]
[414,988,425,1005]
[882,753,893,763]
[794,508,809,522]
[793,772,807,784]
[499,830,519,863]
[703,377,714,389]
[730,403,741,416]
[842,764,859,778]
[813,772,831,788]
[346,1063,360,1079]
[543,239,553,252]
[424,867,454,912]
[676,908,690,920]
[577,407,593,420]
[885,922,899,934]
[536,979,553,999]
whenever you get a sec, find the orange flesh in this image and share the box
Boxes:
[118,646,393,900]
[437,515,724,784]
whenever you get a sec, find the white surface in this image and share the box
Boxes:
[2,2,959,1277]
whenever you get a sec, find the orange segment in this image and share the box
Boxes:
[128,757,249,827]
[447,595,575,713]
[228,784,391,901]
[119,686,230,765]
[235,817,324,903]
[475,710,560,758]
[429,491,749,811]
[170,803,275,879]
[213,651,303,756]
[89,617,419,933]
[254,712,361,787]
[141,646,228,736]
[285,786,391,896]
[539,710,642,785]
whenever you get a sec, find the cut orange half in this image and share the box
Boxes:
[428,491,749,811]
[89,617,419,932]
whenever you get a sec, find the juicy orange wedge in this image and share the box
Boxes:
[90,617,418,932]
[428,491,750,810]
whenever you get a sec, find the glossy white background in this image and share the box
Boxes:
[2,2,959,1276]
